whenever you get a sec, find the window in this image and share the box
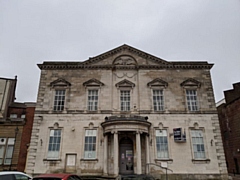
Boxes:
[191,130,205,159]
[186,90,198,111]
[53,90,65,111]
[120,90,130,111]
[10,114,17,118]
[47,129,61,159]
[156,130,169,158]
[84,130,96,159]
[21,114,26,119]
[88,90,98,111]
[153,90,164,111]
[0,138,15,165]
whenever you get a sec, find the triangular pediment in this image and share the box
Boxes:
[115,79,135,88]
[83,78,104,87]
[81,44,171,66]
[50,78,71,87]
[180,78,201,87]
[147,78,168,88]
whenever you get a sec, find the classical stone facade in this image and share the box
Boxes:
[217,82,240,175]
[26,45,228,179]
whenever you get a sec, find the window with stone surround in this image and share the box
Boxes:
[84,129,97,159]
[156,129,169,159]
[47,129,61,159]
[53,90,66,111]
[191,129,206,159]
[88,89,98,111]
[120,90,130,111]
[153,89,164,111]
[186,89,198,111]
[147,78,168,112]
[0,138,15,165]
[50,78,71,112]
[180,78,201,112]
[83,79,104,112]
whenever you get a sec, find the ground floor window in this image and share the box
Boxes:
[191,129,206,159]
[156,129,169,159]
[47,129,61,159]
[0,138,15,165]
[84,129,97,159]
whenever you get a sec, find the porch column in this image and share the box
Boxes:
[103,134,108,175]
[145,134,150,174]
[113,131,119,176]
[136,131,142,174]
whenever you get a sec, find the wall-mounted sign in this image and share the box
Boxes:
[173,128,186,142]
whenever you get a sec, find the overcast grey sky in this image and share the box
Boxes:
[0,0,239,103]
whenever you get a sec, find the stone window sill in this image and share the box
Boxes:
[192,158,210,163]
[80,158,98,162]
[43,159,61,162]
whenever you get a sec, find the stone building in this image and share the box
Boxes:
[0,77,35,171]
[26,45,228,179]
[217,82,240,175]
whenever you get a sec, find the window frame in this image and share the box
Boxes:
[186,89,199,111]
[190,128,207,160]
[53,89,66,112]
[155,129,169,159]
[47,129,62,160]
[0,138,15,165]
[120,90,131,111]
[152,89,164,111]
[83,129,97,160]
[87,89,99,111]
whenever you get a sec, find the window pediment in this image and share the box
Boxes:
[115,79,135,88]
[50,78,71,87]
[147,78,168,88]
[180,78,201,88]
[83,79,104,87]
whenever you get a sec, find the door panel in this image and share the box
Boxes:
[119,138,133,174]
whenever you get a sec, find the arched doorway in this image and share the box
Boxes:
[119,137,134,174]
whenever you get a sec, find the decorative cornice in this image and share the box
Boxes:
[115,79,135,88]
[180,78,201,88]
[147,78,168,88]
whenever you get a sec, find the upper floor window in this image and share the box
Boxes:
[53,90,65,111]
[83,79,104,112]
[10,114,17,118]
[153,90,164,111]
[191,129,205,159]
[47,129,61,159]
[156,129,169,159]
[180,78,201,112]
[88,90,98,111]
[120,90,130,111]
[186,90,198,111]
[84,129,97,159]
[147,78,168,112]
[50,78,71,112]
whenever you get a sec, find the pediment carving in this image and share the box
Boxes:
[113,55,137,66]
[147,78,168,88]
[83,78,104,87]
[180,78,201,88]
[115,79,135,88]
[50,78,71,87]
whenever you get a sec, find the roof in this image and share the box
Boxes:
[37,44,213,70]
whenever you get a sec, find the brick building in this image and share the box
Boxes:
[26,45,228,179]
[217,82,240,175]
[0,77,35,171]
